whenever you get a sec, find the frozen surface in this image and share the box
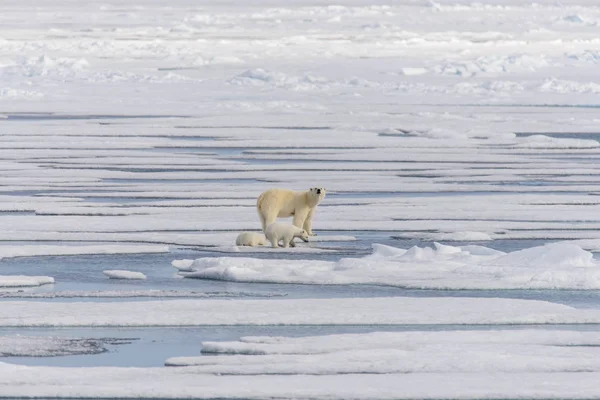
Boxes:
[1,0,600,255]
[167,329,600,373]
[2,362,600,399]
[178,242,600,289]
[103,270,147,280]
[3,0,600,397]
[1,297,600,327]
[0,275,54,288]
[0,244,169,258]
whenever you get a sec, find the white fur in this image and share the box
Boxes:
[235,232,268,247]
[265,223,310,248]
[256,187,326,235]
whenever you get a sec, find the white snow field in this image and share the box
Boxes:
[167,329,600,372]
[3,296,600,327]
[3,0,600,398]
[178,241,600,289]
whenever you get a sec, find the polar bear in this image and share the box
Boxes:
[235,232,268,247]
[265,223,309,248]
[257,187,326,235]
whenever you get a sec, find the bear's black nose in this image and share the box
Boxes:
[316,189,321,194]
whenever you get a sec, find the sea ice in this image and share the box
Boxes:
[166,329,600,373]
[0,297,598,327]
[0,275,54,288]
[1,362,600,399]
[178,242,600,289]
[103,270,147,280]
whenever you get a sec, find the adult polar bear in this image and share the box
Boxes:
[257,187,326,235]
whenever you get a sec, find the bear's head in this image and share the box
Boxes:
[298,229,310,242]
[308,187,327,204]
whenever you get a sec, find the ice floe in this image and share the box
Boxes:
[178,242,600,289]
[1,360,600,399]
[0,275,54,288]
[166,329,600,373]
[103,270,147,280]
[0,297,599,327]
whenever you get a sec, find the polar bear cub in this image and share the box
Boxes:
[265,223,309,248]
[257,187,326,235]
[235,232,268,247]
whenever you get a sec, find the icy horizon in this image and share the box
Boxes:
[3,0,600,398]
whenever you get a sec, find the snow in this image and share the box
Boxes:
[0,275,54,288]
[167,330,600,373]
[0,297,599,327]
[177,242,600,289]
[3,0,600,397]
[2,363,600,399]
[103,270,147,280]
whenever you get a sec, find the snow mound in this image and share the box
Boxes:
[540,78,600,94]
[229,68,329,91]
[194,55,244,66]
[400,67,427,76]
[1,56,89,79]
[0,88,44,99]
[171,260,195,272]
[432,54,549,77]
[176,242,600,289]
[485,243,594,269]
[90,70,196,84]
[103,270,147,280]
[566,50,600,64]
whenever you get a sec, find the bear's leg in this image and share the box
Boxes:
[292,209,309,231]
[262,212,278,233]
[303,208,317,236]
[258,212,267,233]
[270,234,280,248]
[288,237,296,247]
[260,210,277,233]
